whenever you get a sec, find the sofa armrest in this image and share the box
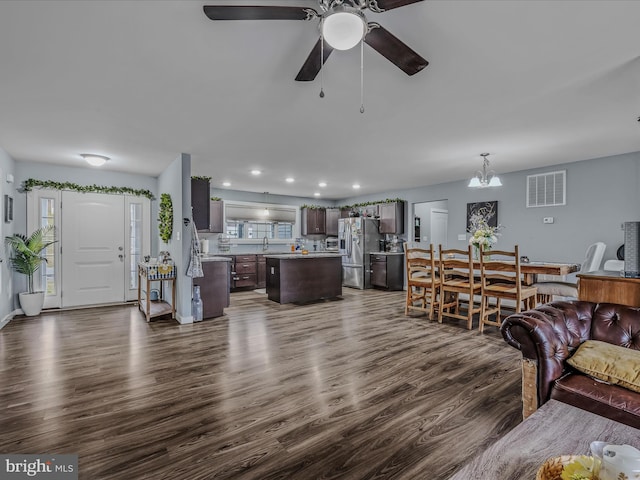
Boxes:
[501,301,595,416]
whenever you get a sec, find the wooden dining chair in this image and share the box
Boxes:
[404,243,440,319]
[478,245,537,333]
[438,245,481,330]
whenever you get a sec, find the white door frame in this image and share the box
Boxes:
[27,189,150,308]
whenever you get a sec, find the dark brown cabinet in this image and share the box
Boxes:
[192,260,230,319]
[191,178,224,233]
[209,200,224,233]
[233,254,257,289]
[301,208,326,235]
[257,255,266,289]
[325,208,340,236]
[370,253,404,291]
[191,177,211,232]
[379,201,405,235]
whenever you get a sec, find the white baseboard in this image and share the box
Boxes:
[176,313,193,324]
[0,309,21,330]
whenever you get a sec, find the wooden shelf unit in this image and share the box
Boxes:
[137,263,176,322]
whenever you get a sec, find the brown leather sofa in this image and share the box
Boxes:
[501,301,640,429]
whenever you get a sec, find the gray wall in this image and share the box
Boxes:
[339,151,640,266]
[14,160,159,252]
[158,153,192,323]
[414,199,448,244]
[0,148,17,323]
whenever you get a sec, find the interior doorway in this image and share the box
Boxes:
[413,200,448,249]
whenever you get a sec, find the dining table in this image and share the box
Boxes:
[471,260,580,286]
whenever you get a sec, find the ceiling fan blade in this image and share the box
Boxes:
[369,0,424,12]
[364,23,428,76]
[295,38,334,82]
[203,6,317,21]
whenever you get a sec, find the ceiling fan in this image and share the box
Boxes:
[203,0,428,82]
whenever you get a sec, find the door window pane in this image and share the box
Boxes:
[40,198,56,295]
[129,203,142,289]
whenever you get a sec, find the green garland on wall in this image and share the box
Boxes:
[302,198,405,210]
[158,193,173,243]
[23,178,155,200]
[191,175,212,181]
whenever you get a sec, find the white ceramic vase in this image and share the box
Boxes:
[19,291,45,316]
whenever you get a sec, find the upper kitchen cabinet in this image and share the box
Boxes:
[301,207,326,236]
[209,200,224,233]
[325,208,340,236]
[379,201,405,234]
[191,177,223,233]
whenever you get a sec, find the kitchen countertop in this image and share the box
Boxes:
[263,253,342,259]
[372,251,404,255]
[199,256,232,262]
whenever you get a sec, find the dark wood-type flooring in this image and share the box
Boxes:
[0,289,522,479]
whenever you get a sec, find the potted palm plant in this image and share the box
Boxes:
[5,225,57,316]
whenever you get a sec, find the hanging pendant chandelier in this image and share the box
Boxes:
[468,153,502,188]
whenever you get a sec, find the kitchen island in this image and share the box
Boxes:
[192,256,232,319]
[264,253,342,304]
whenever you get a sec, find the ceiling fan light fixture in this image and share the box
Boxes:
[81,153,109,167]
[322,8,366,50]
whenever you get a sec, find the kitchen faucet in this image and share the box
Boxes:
[262,235,269,251]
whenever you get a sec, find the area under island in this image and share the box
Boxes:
[264,253,342,304]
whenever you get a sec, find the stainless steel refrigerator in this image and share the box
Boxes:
[338,217,382,289]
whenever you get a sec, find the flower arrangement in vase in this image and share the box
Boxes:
[467,213,503,259]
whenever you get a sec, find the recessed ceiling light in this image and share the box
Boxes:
[80,153,109,167]
[251,169,261,176]
[318,182,327,187]
[314,192,321,197]
[352,183,361,189]
[222,181,231,187]
[285,177,295,183]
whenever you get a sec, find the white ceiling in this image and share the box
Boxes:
[1,0,639,199]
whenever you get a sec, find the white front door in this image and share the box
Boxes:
[61,192,125,307]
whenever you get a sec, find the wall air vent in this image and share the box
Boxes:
[526,170,566,208]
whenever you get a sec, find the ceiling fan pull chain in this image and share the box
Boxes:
[320,19,325,98]
[360,36,365,113]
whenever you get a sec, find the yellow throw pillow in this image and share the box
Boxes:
[567,340,640,393]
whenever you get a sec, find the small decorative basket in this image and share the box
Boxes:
[536,455,579,480]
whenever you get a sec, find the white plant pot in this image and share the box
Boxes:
[18,291,45,317]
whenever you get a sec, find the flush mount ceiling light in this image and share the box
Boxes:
[81,154,109,167]
[322,6,366,50]
[251,169,261,176]
[468,153,502,188]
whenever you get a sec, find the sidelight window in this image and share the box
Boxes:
[40,198,56,295]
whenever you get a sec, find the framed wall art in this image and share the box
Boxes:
[466,201,498,230]
[4,195,13,223]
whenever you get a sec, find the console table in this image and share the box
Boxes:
[448,400,640,480]
[137,262,176,322]
[578,270,640,307]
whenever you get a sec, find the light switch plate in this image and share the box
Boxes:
[543,217,554,224]
[458,234,467,241]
